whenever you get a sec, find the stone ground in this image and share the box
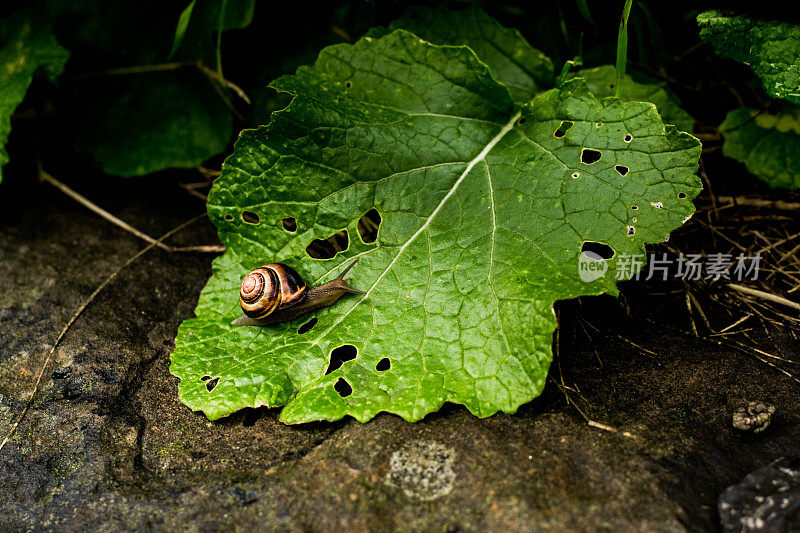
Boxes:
[1,173,799,532]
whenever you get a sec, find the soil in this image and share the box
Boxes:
[1,165,798,532]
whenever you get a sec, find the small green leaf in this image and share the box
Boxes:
[576,65,694,132]
[574,0,596,26]
[614,0,634,99]
[171,30,701,424]
[71,70,232,177]
[0,19,69,183]
[168,0,197,60]
[374,6,554,104]
[69,0,254,177]
[169,0,256,62]
[698,10,800,104]
[721,105,800,189]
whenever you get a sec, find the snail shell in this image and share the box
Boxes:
[233,259,365,327]
[239,264,307,319]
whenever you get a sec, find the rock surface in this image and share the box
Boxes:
[1,173,800,531]
[718,459,800,532]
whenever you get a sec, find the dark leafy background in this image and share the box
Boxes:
[4,0,794,182]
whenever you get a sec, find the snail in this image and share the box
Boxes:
[231,259,365,327]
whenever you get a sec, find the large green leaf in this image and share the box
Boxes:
[0,19,69,183]
[575,65,694,132]
[170,30,701,423]
[698,10,800,104]
[721,105,800,189]
[371,5,554,104]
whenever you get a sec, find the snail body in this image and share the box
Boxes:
[232,259,364,327]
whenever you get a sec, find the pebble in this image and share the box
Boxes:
[732,401,776,434]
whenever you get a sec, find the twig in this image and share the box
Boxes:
[581,319,658,358]
[75,60,251,105]
[688,290,715,332]
[716,196,800,211]
[693,218,749,252]
[587,420,637,439]
[40,169,224,254]
[685,291,699,336]
[728,283,800,312]
[757,231,800,253]
[196,166,221,178]
[96,62,193,75]
[196,62,251,104]
[715,314,752,335]
[778,241,800,265]
[693,132,721,142]
[548,377,638,440]
[331,25,353,42]
[179,182,211,202]
[639,315,800,385]
[0,214,206,454]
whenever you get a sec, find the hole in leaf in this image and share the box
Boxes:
[357,209,381,244]
[345,81,352,88]
[242,211,260,224]
[334,377,352,397]
[651,202,664,209]
[282,217,297,232]
[596,122,603,128]
[201,375,211,381]
[615,165,629,176]
[206,377,219,392]
[624,134,633,143]
[376,358,391,371]
[307,230,349,259]
[627,226,635,236]
[518,117,527,125]
[581,241,615,259]
[571,172,580,179]
[678,192,687,199]
[631,205,638,210]
[554,120,573,137]
[298,317,318,334]
[224,214,234,221]
[581,149,602,164]
[325,344,357,375]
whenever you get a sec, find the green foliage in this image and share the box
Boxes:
[0,17,68,182]
[698,10,800,104]
[721,106,800,189]
[372,6,554,104]
[169,0,198,59]
[71,70,232,177]
[62,0,254,177]
[170,29,702,423]
[576,65,694,132]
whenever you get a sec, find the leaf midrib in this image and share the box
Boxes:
[307,110,523,353]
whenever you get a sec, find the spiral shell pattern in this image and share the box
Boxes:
[240,267,280,318]
[239,264,307,319]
